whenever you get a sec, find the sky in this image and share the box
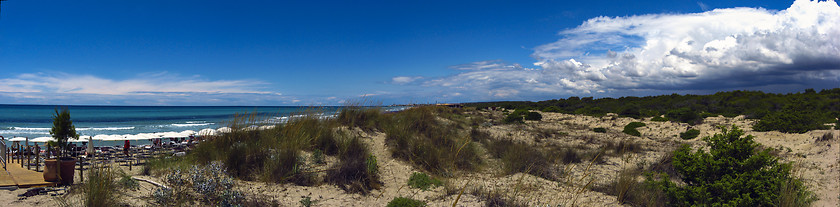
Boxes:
[1,0,838,106]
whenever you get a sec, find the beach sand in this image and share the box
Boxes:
[2,110,837,206]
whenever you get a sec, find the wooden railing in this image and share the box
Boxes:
[1,136,6,171]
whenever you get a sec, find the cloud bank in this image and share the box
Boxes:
[409,0,840,101]
[0,72,296,105]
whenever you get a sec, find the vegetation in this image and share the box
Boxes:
[466,88,840,132]
[386,197,426,207]
[622,122,645,137]
[407,172,442,190]
[650,116,669,122]
[679,129,700,140]
[50,107,78,158]
[524,111,542,121]
[753,102,831,133]
[648,126,815,206]
[82,166,123,207]
[593,127,607,133]
[325,136,382,194]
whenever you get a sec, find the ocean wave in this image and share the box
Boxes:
[10,127,51,131]
[77,127,136,131]
[171,123,214,127]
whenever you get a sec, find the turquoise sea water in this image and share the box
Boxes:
[0,105,354,146]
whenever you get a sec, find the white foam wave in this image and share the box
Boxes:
[77,127,136,131]
[11,127,51,131]
[171,123,213,127]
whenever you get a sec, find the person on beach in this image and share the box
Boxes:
[124,140,130,155]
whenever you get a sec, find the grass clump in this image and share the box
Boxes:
[82,166,122,207]
[679,129,700,140]
[386,197,427,207]
[593,127,607,133]
[622,122,645,137]
[338,105,384,132]
[325,135,382,194]
[383,106,482,175]
[487,139,557,180]
[647,126,816,206]
[407,172,442,190]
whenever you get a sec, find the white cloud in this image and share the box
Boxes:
[402,0,840,101]
[0,72,298,105]
[391,76,423,84]
[0,72,274,95]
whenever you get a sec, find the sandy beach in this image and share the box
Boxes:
[2,109,837,207]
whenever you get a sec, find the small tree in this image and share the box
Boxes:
[651,126,815,206]
[50,107,78,158]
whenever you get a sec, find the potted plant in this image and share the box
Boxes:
[44,107,78,185]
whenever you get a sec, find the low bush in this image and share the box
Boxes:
[407,172,442,190]
[541,106,562,113]
[648,126,816,206]
[679,129,700,140]
[487,139,557,180]
[524,112,542,121]
[338,106,384,132]
[386,197,426,207]
[754,109,829,133]
[650,116,668,122]
[153,161,245,206]
[622,122,645,137]
[503,113,524,124]
[665,108,702,125]
[593,127,607,133]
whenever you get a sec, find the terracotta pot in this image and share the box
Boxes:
[43,159,59,182]
[59,158,77,185]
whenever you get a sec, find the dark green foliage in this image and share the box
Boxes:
[50,107,78,157]
[407,172,442,190]
[326,136,382,195]
[622,122,645,137]
[666,107,702,125]
[386,197,426,207]
[593,127,607,133]
[649,126,815,206]
[503,113,523,123]
[754,103,830,133]
[524,112,542,121]
[467,89,840,133]
[541,106,562,113]
[650,116,669,122]
[679,129,700,140]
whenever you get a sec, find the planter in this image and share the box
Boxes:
[43,159,59,182]
[59,158,77,185]
[43,158,77,185]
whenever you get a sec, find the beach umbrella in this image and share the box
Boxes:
[9,137,28,142]
[69,136,91,142]
[217,127,232,133]
[181,130,196,135]
[30,137,56,143]
[197,128,216,136]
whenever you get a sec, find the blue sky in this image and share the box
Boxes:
[1,0,838,105]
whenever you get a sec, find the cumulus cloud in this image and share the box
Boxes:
[402,0,840,101]
[391,76,423,84]
[0,72,295,105]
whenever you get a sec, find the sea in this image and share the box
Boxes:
[0,104,402,147]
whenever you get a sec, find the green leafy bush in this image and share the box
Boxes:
[524,112,542,121]
[649,126,815,206]
[650,116,668,122]
[665,108,702,125]
[407,172,442,190]
[622,122,645,137]
[503,113,524,124]
[541,106,562,113]
[386,197,426,207]
[593,127,607,133]
[679,129,700,140]
[754,109,829,133]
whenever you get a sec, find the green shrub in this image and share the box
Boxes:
[386,197,426,207]
[679,129,700,140]
[503,113,524,124]
[650,116,668,122]
[541,106,562,113]
[754,109,829,133]
[407,172,442,190]
[623,122,645,137]
[665,108,702,125]
[649,126,815,206]
[593,127,607,133]
[524,112,542,121]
